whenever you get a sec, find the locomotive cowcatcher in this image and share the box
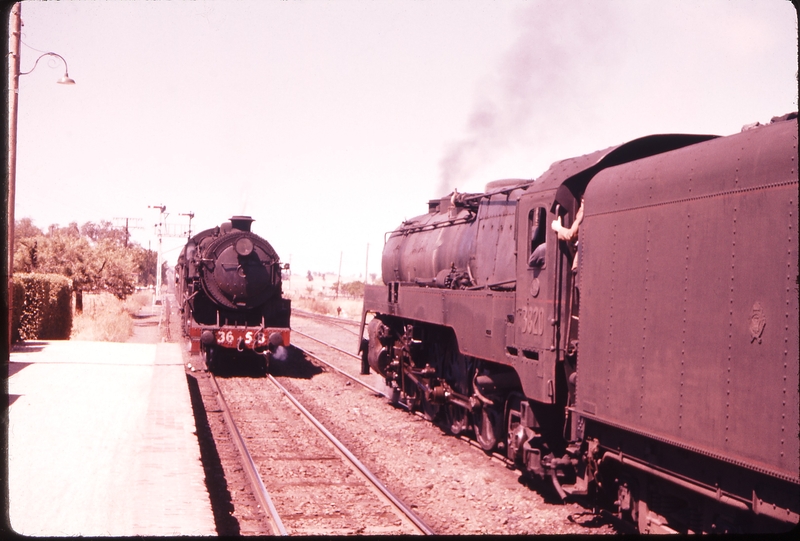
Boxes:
[176,216,290,372]
[360,114,798,533]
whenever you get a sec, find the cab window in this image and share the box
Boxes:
[527,207,547,268]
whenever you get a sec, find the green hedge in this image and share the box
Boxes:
[12,273,73,342]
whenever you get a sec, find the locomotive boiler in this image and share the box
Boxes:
[176,216,291,372]
[360,114,798,533]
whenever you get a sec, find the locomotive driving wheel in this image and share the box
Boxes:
[474,403,504,452]
[439,337,472,436]
[401,373,422,410]
[419,388,440,422]
[444,404,469,435]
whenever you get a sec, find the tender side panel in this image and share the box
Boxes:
[577,120,799,481]
[577,192,649,421]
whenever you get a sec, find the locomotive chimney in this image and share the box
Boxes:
[230,216,254,232]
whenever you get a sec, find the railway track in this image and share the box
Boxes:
[192,310,616,535]
[293,308,361,325]
[209,369,434,535]
[289,318,519,465]
[285,311,620,535]
[293,308,361,335]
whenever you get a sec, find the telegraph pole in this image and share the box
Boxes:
[336,252,343,300]
[148,205,166,304]
[113,217,143,248]
[364,243,369,285]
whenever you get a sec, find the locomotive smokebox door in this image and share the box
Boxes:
[202,231,277,310]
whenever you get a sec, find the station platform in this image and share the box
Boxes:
[6,340,217,536]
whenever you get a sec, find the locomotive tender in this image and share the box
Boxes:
[360,114,798,533]
[176,216,290,371]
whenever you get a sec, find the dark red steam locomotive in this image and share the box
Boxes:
[176,216,290,372]
[360,114,798,533]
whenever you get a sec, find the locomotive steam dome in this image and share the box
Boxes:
[199,217,281,310]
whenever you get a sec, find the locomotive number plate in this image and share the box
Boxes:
[216,329,268,347]
[518,305,545,335]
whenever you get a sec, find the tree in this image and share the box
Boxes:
[13,218,155,304]
[15,217,42,239]
[132,245,158,287]
[338,281,365,299]
[80,220,128,245]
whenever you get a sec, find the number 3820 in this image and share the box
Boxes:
[518,305,545,335]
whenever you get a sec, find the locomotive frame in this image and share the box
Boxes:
[176,216,291,371]
[360,114,799,533]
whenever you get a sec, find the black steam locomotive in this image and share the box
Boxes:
[360,114,798,533]
[176,216,290,372]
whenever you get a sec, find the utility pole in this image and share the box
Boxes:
[336,251,343,300]
[148,205,166,304]
[113,217,143,248]
[364,243,369,285]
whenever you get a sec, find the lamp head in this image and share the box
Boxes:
[57,74,76,85]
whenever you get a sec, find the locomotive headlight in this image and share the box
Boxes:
[268,332,285,348]
[200,330,216,345]
[235,237,254,256]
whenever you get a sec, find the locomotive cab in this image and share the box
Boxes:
[512,189,569,404]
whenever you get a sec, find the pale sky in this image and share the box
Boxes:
[9,0,798,278]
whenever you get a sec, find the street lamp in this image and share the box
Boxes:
[6,4,76,348]
[19,52,76,85]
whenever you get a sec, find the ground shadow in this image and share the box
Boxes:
[517,473,625,533]
[267,346,324,379]
[184,373,240,536]
[8,362,32,378]
[211,346,323,380]
[11,341,48,353]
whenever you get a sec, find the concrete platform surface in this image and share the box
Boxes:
[7,340,217,536]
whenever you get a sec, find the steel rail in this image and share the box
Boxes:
[266,374,435,535]
[293,308,361,327]
[293,309,362,336]
[293,343,513,466]
[294,344,391,400]
[292,328,361,359]
[293,328,515,466]
[208,373,288,536]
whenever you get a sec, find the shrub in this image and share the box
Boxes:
[12,273,73,342]
[123,290,152,315]
[71,293,133,342]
